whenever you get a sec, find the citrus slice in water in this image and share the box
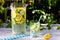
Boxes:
[16,7,26,15]
[11,10,16,18]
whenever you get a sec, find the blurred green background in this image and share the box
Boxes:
[0,0,60,28]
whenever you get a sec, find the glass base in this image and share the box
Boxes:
[30,31,40,38]
[12,22,26,35]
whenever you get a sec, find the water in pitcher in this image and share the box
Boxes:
[10,1,26,35]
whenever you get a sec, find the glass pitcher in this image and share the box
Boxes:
[10,1,26,35]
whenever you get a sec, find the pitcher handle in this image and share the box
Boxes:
[5,7,11,23]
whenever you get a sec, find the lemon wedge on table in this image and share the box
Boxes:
[42,33,51,39]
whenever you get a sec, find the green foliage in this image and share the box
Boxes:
[0,0,5,5]
[27,0,56,29]
[47,0,51,6]
[23,0,27,2]
[7,22,11,28]
[51,0,56,6]
[0,6,4,13]
[57,26,60,29]
[0,19,3,27]
[0,0,5,13]
[27,0,60,23]
[46,14,54,24]
[32,10,45,15]
[0,19,2,22]
[0,0,5,27]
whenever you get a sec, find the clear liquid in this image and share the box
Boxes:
[11,7,26,35]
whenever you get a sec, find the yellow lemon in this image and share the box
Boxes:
[42,33,51,39]
[14,7,26,24]
[16,21,21,24]
[19,19,24,24]
[30,23,36,30]
[16,13,20,16]
[30,23,40,31]
[11,10,16,18]
[16,7,26,15]
[30,25,35,30]
[15,16,25,24]
[11,18,15,24]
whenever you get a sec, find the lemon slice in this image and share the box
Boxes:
[30,23,36,30]
[30,23,40,31]
[11,18,15,24]
[11,10,16,18]
[30,25,35,30]
[16,7,26,15]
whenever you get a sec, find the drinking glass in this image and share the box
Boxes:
[30,21,40,37]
